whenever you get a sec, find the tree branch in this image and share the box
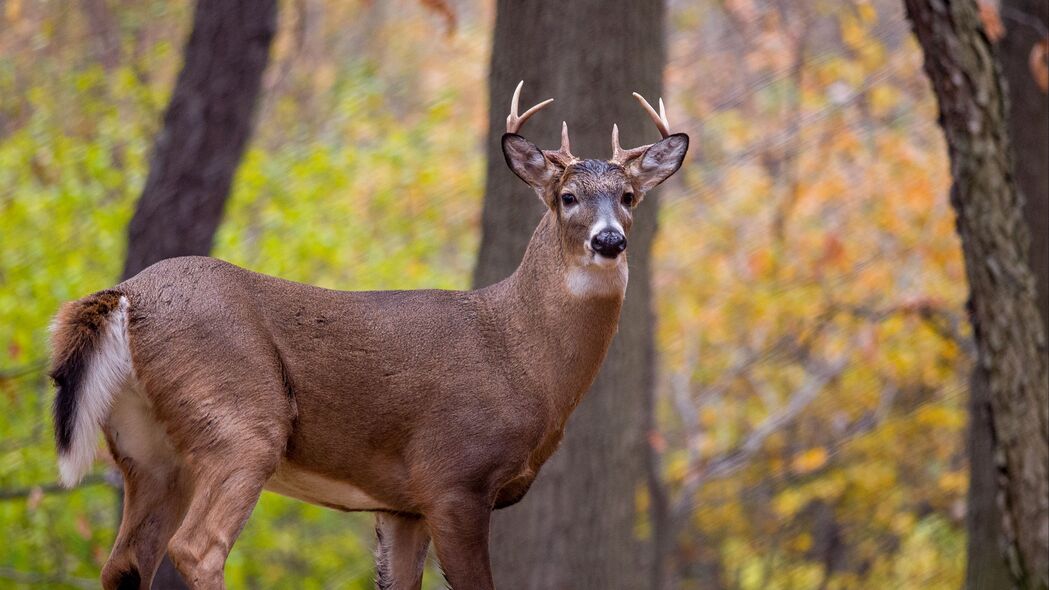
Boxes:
[669,354,849,526]
[828,300,974,356]
[0,566,97,589]
[0,474,108,502]
[0,359,47,380]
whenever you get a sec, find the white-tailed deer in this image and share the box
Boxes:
[49,82,687,590]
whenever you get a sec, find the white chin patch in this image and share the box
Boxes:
[567,253,628,298]
[590,253,621,268]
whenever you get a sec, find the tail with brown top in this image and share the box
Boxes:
[49,289,133,487]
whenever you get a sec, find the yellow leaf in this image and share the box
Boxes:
[793,447,829,474]
[773,488,807,518]
[790,532,814,552]
[857,2,877,25]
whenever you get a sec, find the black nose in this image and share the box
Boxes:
[591,229,627,258]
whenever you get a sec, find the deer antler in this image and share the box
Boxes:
[506,80,554,134]
[506,81,576,166]
[611,93,672,165]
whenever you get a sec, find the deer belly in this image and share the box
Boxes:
[264,462,393,512]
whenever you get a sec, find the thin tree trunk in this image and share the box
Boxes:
[117,1,277,587]
[904,1,1049,587]
[122,0,277,280]
[475,1,666,588]
[966,2,1048,588]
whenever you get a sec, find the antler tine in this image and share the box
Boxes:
[506,80,554,134]
[542,120,577,166]
[611,123,647,165]
[632,92,671,138]
[611,93,673,165]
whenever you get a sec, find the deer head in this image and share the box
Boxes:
[501,81,689,273]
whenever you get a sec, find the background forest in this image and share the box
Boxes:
[0,0,1045,589]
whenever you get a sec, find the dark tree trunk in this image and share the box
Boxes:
[1001,0,1048,333]
[116,1,277,587]
[475,1,666,588]
[904,1,1049,588]
[1000,0,1048,332]
[121,0,277,280]
[966,2,1048,589]
[965,367,1013,590]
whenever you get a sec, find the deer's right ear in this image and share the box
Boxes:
[502,133,560,190]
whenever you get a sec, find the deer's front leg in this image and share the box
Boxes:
[426,494,494,590]
[375,512,430,590]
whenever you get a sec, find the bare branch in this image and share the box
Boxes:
[669,354,849,525]
[0,359,47,380]
[0,566,97,589]
[829,301,974,356]
[0,474,108,501]
[1000,5,1049,37]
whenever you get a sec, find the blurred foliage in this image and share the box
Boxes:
[1,0,486,587]
[652,1,966,588]
[0,0,966,588]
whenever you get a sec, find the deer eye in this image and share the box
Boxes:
[561,193,577,207]
[622,192,635,207]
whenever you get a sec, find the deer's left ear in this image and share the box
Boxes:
[627,133,689,192]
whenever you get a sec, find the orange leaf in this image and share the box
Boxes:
[792,447,829,474]
[978,0,1005,43]
[1031,38,1049,93]
[418,0,457,37]
[648,429,667,453]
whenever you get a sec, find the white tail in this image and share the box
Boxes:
[52,295,133,487]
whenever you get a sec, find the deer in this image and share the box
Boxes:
[48,82,688,590]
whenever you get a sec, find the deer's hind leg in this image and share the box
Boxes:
[101,388,190,590]
[166,450,278,590]
[157,395,289,590]
[102,463,189,590]
[127,324,295,588]
[375,512,430,590]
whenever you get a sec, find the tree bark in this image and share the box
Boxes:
[966,2,1048,589]
[121,0,277,280]
[966,366,1013,590]
[116,1,277,587]
[475,1,666,588]
[1001,0,1048,335]
[904,1,1049,588]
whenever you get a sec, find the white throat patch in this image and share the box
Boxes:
[566,258,628,298]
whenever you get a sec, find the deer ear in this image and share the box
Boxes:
[627,133,689,192]
[503,133,560,190]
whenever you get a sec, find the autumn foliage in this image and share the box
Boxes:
[0,0,973,588]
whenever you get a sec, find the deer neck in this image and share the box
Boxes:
[487,212,627,419]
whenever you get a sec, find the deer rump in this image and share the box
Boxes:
[50,255,548,514]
